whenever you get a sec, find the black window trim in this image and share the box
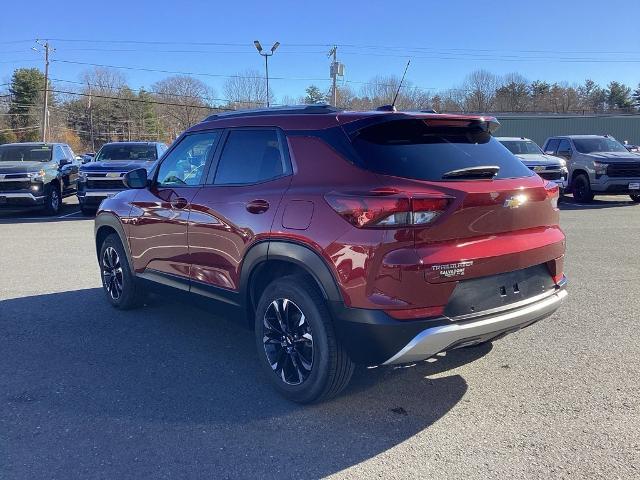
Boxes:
[205,126,292,187]
[151,130,223,188]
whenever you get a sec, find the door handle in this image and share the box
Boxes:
[171,197,189,209]
[246,199,270,214]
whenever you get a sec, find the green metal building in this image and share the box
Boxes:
[494,114,640,147]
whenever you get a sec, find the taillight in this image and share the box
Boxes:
[545,182,560,209]
[325,192,451,228]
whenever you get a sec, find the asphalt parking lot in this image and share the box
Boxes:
[1,196,639,480]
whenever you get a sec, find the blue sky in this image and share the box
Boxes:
[1,0,639,102]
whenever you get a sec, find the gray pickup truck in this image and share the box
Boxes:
[543,135,640,203]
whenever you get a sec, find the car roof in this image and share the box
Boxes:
[0,142,68,147]
[495,137,532,141]
[189,105,498,133]
[548,135,610,140]
[100,141,160,147]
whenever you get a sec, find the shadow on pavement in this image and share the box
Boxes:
[1,288,492,479]
[559,195,639,210]
[0,200,89,224]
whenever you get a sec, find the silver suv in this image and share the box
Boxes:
[543,135,640,203]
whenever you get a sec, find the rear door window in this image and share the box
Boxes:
[212,129,290,185]
[349,119,533,181]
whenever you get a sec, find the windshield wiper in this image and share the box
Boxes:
[442,165,500,180]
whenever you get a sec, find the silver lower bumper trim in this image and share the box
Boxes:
[0,192,45,200]
[383,288,568,365]
[80,191,122,197]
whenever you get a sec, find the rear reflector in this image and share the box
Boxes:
[385,305,445,320]
[325,192,451,228]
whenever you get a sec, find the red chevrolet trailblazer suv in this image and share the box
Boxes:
[94,105,567,403]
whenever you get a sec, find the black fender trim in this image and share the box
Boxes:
[94,212,134,268]
[239,240,343,307]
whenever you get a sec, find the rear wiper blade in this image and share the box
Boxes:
[442,165,500,179]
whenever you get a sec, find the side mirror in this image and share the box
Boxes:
[82,157,91,164]
[123,168,148,189]
[59,158,71,167]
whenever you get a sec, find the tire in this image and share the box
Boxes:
[254,274,354,404]
[572,174,594,203]
[43,183,61,215]
[630,194,640,203]
[98,233,145,310]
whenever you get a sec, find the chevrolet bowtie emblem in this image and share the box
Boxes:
[504,194,528,209]
[106,172,121,178]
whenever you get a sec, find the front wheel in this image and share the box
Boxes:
[572,174,594,203]
[43,184,61,215]
[630,194,640,203]
[255,275,354,403]
[99,233,145,309]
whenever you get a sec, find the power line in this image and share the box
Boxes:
[51,59,329,82]
[37,37,640,56]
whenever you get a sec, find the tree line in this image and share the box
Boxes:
[1,66,639,152]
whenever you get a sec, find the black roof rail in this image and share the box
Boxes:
[203,104,341,122]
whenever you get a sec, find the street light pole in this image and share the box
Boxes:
[254,41,280,108]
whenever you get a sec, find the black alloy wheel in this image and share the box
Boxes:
[263,298,314,385]
[102,246,124,301]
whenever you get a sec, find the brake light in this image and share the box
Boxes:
[325,192,451,228]
[545,182,560,209]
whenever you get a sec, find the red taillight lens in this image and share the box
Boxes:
[325,193,451,228]
[545,182,560,209]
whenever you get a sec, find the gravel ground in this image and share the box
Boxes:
[1,196,638,479]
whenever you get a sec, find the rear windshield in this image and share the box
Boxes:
[350,119,533,181]
[573,137,627,154]
[0,145,53,162]
[95,144,157,162]
[500,140,543,155]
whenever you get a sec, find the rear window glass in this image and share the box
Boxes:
[95,144,158,162]
[350,119,533,181]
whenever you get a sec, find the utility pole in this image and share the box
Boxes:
[328,46,344,107]
[36,40,53,142]
[88,83,95,152]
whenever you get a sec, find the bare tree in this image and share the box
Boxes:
[494,73,530,112]
[462,70,500,112]
[152,75,215,134]
[223,69,271,109]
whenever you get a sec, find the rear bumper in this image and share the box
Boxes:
[383,285,567,365]
[332,279,567,366]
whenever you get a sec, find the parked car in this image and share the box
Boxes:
[94,106,568,403]
[78,141,167,215]
[0,142,81,215]
[543,135,640,203]
[623,143,640,153]
[497,137,568,193]
[79,153,95,164]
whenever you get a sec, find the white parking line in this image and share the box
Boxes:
[58,210,82,219]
